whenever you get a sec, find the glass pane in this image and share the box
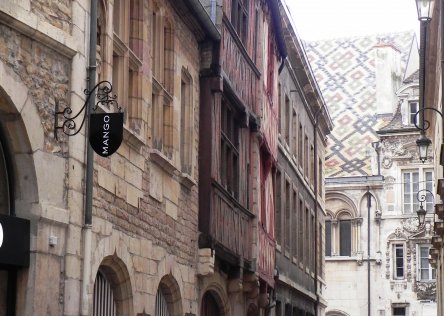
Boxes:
[420,246,428,258]
[339,220,351,256]
[325,221,332,256]
[413,172,419,192]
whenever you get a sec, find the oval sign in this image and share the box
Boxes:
[89,112,124,157]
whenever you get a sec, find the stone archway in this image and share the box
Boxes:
[155,274,183,316]
[0,62,43,315]
[93,255,134,316]
[326,310,350,316]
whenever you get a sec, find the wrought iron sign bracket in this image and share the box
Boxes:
[54,80,122,140]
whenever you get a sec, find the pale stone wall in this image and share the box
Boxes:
[0,0,203,315]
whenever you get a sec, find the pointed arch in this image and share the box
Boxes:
[93,255,134,316]
[155,274,183,316]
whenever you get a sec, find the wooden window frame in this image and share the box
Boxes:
[220,99,240,199]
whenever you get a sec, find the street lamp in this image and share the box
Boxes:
[416,133,432,163]
[414,0,435,162]
[416,0,435,21]
[416,189,434,226]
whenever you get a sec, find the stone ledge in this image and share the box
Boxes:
[40,203,70,226]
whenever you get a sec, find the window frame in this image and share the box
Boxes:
[402,168,434,214]
[408,101,419,126]
[230,0,249,44]
[417,244,436,281]
[220,99,240,199]
[393,243,405,280]
[338,219,352,257]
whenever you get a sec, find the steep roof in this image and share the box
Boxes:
[305,31,414,177]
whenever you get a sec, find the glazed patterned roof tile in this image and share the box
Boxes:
[305,31,414,177]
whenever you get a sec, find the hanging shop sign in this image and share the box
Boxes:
[0,214,30,267]
[89,112,124,157]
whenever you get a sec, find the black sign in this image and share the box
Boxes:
[0,214,30,267]
[89,112,123,157]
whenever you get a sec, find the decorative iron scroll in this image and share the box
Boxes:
[54,81,122,140]
[414,107,443,133]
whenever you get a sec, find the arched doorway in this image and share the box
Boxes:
[154,274,183,316]
[0,122,31,316]
[201,291,221,316]
[92,256,133,316]
[0,130,11,316]
[93,270,116,316]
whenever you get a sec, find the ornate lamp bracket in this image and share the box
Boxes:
[54,80,122,140]
[413,107,443,133]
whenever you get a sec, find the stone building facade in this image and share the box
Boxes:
[0,0,218,315]
[0,0,337,315]
[273,2,332,316]
[307,31,437,315]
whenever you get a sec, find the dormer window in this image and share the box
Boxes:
[408,101,419,125]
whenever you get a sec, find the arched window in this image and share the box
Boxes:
[338,213,352,257]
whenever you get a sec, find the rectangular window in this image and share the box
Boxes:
[292,110,297,157]
[339,220,351,256]
[180,71,193,174]
[393,307,406,316]
[325,221,332,256]
[418,245,436,281]
[231,0,249,43]
[403,171,419,214]
[284,181,290,254]
[298,123,303,167]
[425,171,434,212]
[311,213,315,271]
[310,144,314,185]
[318,157,323,197]
[220,100,239,198]
[403,169,434,214]
[409,101,419,125]
[275,170,282,246]
[298,199,304,260]
[394,244,405,279]
[284,95,290,145]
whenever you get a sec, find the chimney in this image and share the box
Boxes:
[374,39,402,115]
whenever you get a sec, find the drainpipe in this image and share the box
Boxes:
[81,0,97,314]
[367,187,371,316]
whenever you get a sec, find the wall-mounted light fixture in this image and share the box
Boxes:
[413,0,436,162]
[416,189,434,226]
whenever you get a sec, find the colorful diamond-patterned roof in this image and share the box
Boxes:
[305,31,415,177]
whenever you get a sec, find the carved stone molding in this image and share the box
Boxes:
[401,217,420,234]
[415,282,436,300]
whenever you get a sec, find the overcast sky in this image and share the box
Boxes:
[285,0,420,40]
